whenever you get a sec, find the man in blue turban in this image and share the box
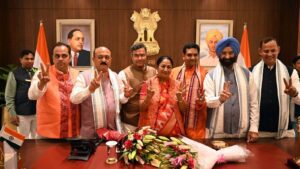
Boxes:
[215,37,240,68]
[204,37,259,142]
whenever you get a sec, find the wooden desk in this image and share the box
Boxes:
[19,138,300,169]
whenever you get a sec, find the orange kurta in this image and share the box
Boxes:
[170,65,207,139]
[36,66,80,138]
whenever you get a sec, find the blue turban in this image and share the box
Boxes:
[215,37,240,57]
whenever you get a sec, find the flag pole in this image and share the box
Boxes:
[240,22,251,68]
[33,20,50,69]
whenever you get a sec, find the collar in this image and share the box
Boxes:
[264,64,275,70]
[132,64,147,72]
[55,66,70,75]
[21,66,34,71]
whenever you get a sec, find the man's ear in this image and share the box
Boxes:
[182,53,185,60]
[277,46,280,53]
[258,48,263,56]
[67,39,71,45]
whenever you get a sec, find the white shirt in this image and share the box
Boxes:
[117,70,130,104]
[70,69,128,104]
[28,70,48,100]
[70,51,78,67]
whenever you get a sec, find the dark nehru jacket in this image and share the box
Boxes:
[258,65,293,132]
[13,67,36,115]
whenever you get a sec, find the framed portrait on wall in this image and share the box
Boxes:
[56,19,95,70]
[196,19,233,69]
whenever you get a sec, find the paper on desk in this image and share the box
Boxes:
[218,145,252,162]
[181,137,252,169]
[4,141,18,169]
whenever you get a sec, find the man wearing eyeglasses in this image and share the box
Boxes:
[28,42,80,138]
[251,37,300,138]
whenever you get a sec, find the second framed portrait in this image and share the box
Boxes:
[56,19,95,70]
[196,19,233,69]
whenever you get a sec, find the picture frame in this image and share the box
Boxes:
[196,19,233,70]
[56,19,95,71]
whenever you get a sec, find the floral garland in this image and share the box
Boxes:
[118,126,197,169]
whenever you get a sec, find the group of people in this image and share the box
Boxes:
[5,33,300,142]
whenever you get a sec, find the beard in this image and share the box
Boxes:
[219,56,237,67]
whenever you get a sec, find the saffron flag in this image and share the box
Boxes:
[33,22,50,68]
[240,24,251,68]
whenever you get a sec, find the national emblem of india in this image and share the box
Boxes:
[131,8,161,55]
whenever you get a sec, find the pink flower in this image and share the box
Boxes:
[124,140,133,150]
[170,155,185,167]
[188,157,195,169]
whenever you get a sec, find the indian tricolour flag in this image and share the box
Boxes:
[0,126,25,149]
[33,21,50,69]
[237,23,252,68]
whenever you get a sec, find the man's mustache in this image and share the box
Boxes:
[100,62,107,65]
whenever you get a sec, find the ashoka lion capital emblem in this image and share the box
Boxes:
[131,8,161,56]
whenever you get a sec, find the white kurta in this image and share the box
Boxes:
[70,68,126,133]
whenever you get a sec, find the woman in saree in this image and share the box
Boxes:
[139,56,186,136]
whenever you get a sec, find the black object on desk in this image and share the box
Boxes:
[68,137,103,161]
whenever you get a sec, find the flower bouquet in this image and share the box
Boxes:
[181,137,253,169]
[118,126,197,169]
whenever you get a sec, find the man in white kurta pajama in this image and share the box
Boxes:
[70,47,126,138]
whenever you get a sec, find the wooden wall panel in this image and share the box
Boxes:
[0,0,299,72]
[279,0,299,64]
[0,1,7,66]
